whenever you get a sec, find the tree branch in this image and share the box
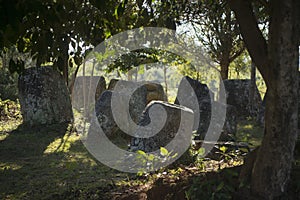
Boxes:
[229,45,245,62]
[228,0,270,83]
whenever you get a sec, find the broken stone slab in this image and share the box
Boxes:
[175,76,213,103]
[130,101,194,153]
[174,76,237,142]
[18,66,73,125]
[223,79,262,119]
[174,76,214,136]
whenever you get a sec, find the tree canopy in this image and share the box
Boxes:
[0,0,181,84]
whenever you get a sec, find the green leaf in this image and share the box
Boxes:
[114,5,119,19]
[104,29,111,38]
[148,154,155,161]
[160,147,169,156]
[171,153,178,158]
[138,66,145,74]
[219,146,227,153]
[137,170,144,176]
[137,150,146,156]
[198,147,205,156]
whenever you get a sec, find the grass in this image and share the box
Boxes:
[235,119,264,148]
[1,103,298,199]
[0,122,134,200]
[0,117,248,200]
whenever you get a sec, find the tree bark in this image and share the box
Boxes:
[228,0,299,199]
[220,57,230,80]
[228,0,269,85]
[62,57,69,86]
[249,61,256,116]
[68,63,81,97]
[61,40,70,87]
[163,65,168,99]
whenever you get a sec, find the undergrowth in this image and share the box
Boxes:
[2,100,299,199]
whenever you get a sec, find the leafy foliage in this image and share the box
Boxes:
[0,0,133,76]
[135,147,178,175]
[0,99,21,121]
[0,99,22,132]
[0,0,180,76]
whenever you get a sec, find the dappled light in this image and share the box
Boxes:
[0,0,299,199]
[43,131,78,154]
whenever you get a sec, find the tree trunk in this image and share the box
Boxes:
[163,65,168,99]
[229,0,299,198]
[62,57,69,86]
[127,69,133,81]
[251,1,298,197]
[249,61,256,116]
[220,58,230,80]
[61,40,69,86]
[68,64,81,97]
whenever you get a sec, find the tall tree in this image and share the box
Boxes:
[228,0,299,198]
[184,0,245,80]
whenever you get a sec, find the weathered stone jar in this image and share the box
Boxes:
[18,66,73,125]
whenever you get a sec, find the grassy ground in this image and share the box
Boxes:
[0,122,137,199]
[0,101,299,199]
[235,119,264,148]
[0,117,254,200]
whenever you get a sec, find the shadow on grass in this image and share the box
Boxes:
[0,122,131,200]
[1,119,298,200]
